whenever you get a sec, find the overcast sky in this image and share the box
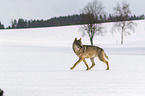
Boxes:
[0,0,145,27]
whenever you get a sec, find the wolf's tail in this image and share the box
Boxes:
[104,52,109,60]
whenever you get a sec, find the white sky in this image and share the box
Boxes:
[0,0,145,27]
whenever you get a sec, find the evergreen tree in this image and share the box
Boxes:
[17,19,27,28]
[0,22,4,29]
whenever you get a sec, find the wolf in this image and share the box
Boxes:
[70,38,109,70]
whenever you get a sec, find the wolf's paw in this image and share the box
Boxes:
[70,67,73,70]
[85,68,90,71]
[106,68,109,70]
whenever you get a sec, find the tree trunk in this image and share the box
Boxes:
[121,27,124,45]
[121,23,125,45]
[90,37,93,46]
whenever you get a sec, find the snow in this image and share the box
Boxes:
[0,20,145,96]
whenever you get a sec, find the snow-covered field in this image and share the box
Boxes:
[0,20,145,96]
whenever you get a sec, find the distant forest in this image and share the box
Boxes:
[0,14,144,29]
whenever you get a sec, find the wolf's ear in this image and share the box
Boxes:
[75,38,77,41]
[79,38,82,41]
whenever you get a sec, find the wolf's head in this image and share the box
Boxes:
[73,38,83,48]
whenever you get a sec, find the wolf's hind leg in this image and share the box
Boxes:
[89,57,95,70]
[70,58,83,70]
[102,60,109,70]
[83,59,90,70]
[99,57,109,70]
[105,61,109,70]
[98,51,109,70]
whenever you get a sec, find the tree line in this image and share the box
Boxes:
[0,13,144,29]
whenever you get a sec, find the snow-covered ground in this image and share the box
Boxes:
[0,20,145,96]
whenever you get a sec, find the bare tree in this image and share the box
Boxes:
[81,0,105,45]
[112,1,137,44]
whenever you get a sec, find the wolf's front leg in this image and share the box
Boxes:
[70,58,83,70]
[83,59,90,70]
[89,57,95,70]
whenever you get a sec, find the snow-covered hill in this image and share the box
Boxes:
[0,20,145,96]
[0,20,145,46]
